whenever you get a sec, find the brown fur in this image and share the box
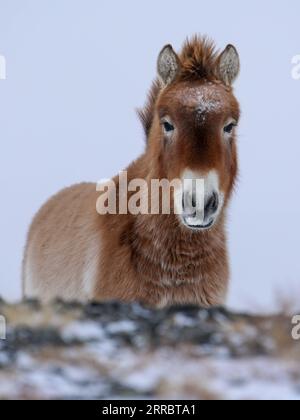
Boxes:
[179,35,220,81]
[23,36,240,307]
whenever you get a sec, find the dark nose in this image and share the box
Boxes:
[204,192,219,218]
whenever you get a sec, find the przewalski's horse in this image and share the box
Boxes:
[23,36,240,307]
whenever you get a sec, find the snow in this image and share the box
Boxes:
[121,353,300,400]
[0,301,299,400]
[106,320,137,334]
[62,321,105,342]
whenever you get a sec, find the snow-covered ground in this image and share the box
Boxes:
[0,301,299,400]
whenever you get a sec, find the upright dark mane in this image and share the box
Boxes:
[137,80,161,140]
[178,36,220,81]
[138,36,220,140]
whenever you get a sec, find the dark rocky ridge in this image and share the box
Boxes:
[0,300,299,400]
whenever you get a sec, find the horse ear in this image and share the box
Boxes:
[157,45,181,86]
[218,44,240,86]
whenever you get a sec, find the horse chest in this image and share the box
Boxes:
[155,282,203,308]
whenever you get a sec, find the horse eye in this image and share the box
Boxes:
[163,121,175,133]
[224,123,236,134]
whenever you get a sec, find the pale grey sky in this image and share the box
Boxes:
[0,0,300,311]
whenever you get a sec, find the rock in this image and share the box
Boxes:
[0,300,299,400]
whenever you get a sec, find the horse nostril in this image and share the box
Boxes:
[205,192,219,217]
[192,194,196,208]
